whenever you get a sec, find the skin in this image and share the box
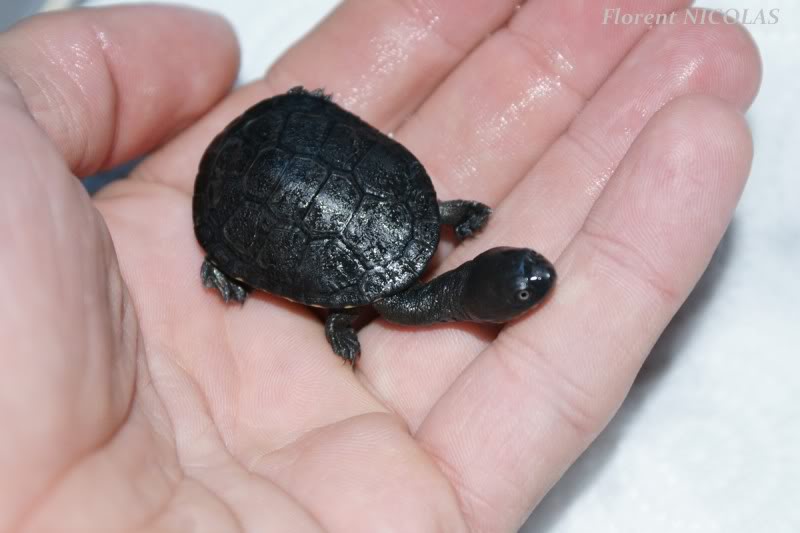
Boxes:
[0,2,759,532]
[328,246,555,362]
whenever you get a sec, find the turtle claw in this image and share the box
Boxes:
[201,259,250,304]
[455,204,492,239]
[325,311,361,365]
[439,200,492,240]
[227,283,249,304]
[331,330,361,366]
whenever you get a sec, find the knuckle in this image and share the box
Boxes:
[497,25,589,103]
[420,442,493,532]
[393,0,468,56]
[581,223,683,308]
[495,331,606,440]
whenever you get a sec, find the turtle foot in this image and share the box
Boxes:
[325,311,361,365]
[287,85,332,101]
[439,200,492,240]
[201,259,249,304]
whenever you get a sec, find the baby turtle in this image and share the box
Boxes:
[193,87,555,363]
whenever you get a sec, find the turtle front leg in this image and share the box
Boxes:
[439,200,492,239]
[325,309,361,364]
[201,259,250,303]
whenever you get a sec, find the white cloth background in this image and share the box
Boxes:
[75,1,800,531]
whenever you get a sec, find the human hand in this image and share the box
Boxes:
[0,2,759,532]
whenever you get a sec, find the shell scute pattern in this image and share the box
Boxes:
[320,123,374,171]
[353,141,412,200]
[300,239,365,295]
[193,89,440,307]
[242,111,284,146]
[243,147,291,199]
[255,225,309,284]
[303,172,362,234]
[268,156,329,220]
[342,197,412,267]
[222,201,263,255]
[281,112,329,156]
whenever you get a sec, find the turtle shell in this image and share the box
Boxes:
[193,88,441,308]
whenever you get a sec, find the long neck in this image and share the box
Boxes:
[373,261,474,325]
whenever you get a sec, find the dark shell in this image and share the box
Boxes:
[193,88,440,307]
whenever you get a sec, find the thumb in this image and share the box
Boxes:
[0,5,237,529]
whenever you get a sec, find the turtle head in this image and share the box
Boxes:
[462,247,556,323]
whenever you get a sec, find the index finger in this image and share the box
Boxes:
[139,0,522,192]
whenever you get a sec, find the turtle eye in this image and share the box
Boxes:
[516,289,531,301]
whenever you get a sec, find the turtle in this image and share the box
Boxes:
[193,86,556,363]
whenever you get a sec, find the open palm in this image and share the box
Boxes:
[0,2,759,532]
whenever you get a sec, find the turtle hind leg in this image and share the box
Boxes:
[201,259,250,304]
[324,310,361,365]
[287,85,332,101]
[439,200,492,240]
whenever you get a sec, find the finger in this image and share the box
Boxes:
[137,0,521,192]
[0,72,138,529]
[358,11,761,427]
[0,5,238,177]
[394,0,692,201]
[0,8,237,526]
[416,95,753,533]
[432,9,761,295]
[268,0,520,127]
